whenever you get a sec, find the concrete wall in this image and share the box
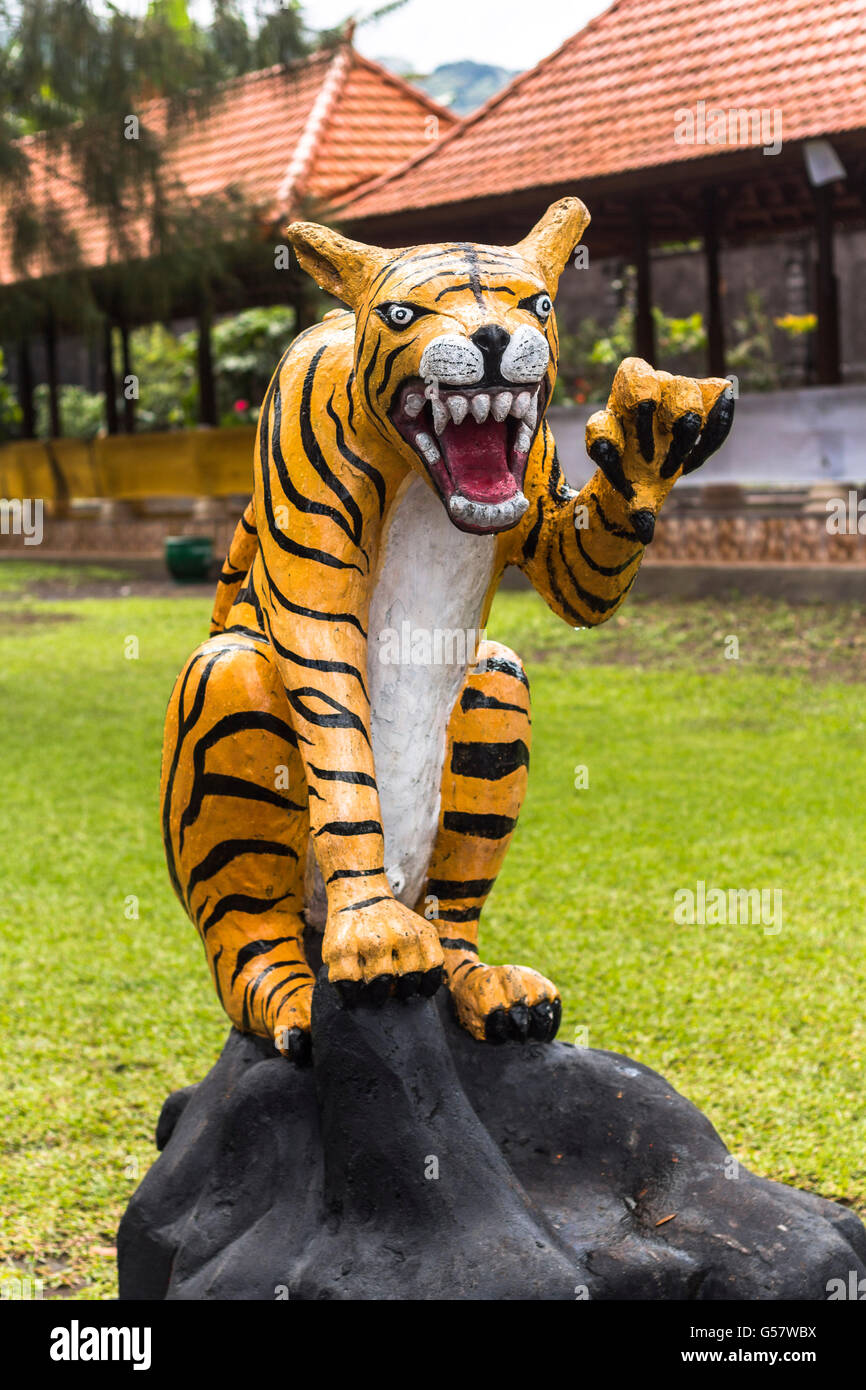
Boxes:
[548,384,866,491]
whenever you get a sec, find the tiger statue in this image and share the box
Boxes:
[160,197,734,1063]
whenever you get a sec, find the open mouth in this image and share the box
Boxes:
[390,379,546,533]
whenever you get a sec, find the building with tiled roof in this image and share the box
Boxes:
[337,0,866,386]
[0,38,454,287]
[338,0,866,242]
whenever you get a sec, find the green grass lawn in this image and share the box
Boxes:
[0,567,864,1298]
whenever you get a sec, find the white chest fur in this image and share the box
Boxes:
[303,474,496,927]
[368,476,496,907]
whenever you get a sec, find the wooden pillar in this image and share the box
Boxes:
[103,318,119,435]
[813,184,841,385]
[292,283,317,333]
[44,312,61,439]
[703,189,726,377]
[119,319,135,433]
[633,202,656,363]
[197,290,218,426]
[16,337,35,439]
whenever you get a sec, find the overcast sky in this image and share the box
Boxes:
[141,0,609,74]
[303,0,608,72]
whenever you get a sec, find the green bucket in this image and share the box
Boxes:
[164,535,214,583]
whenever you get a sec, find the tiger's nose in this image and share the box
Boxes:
[471,324,510,359]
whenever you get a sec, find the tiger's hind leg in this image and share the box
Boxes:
[420,641,562,1043]
[161,629,315,1063]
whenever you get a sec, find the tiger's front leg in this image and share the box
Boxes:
[421,641,561,1043]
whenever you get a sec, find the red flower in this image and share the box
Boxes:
[234,399,249,413]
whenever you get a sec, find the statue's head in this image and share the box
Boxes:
[286,197,590,535]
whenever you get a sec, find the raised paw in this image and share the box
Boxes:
[586,358,734,540]
[323,896,445,1006]
[446,958,562,1043]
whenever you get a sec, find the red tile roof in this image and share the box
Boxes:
[338,0,866,223]
[0,43,453,285]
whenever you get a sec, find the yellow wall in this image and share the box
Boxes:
[0,427,257,504]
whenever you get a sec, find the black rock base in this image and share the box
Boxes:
[118,972,866,1300]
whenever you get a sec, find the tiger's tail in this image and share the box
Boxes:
[209,496,258,635]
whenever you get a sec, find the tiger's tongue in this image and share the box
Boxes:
[439,415,517,503]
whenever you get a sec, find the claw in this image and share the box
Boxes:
[588,437,634,501]
[394,970,423,999]
[335,978,362,1008]
[485,1006,510,1043]
[419,965,444,997]
[529,1000,555,1040]
[683,384,735,474]
[549,997,562,1039]
[661,409,703,478]
[509,1003,531,1039]
[364,974,393,1006]
[636,400,657,463]
[284,1026,311,1066]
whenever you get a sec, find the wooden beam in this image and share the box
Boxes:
[703,189,726,377]
[197,290,218,427]
[16,337,35,439]
[103,318,119,435]
[633,201,656,362]
[119,318,136,433]
[44,311,61,439]
[812,183,841,386]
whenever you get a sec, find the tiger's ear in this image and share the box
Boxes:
[512,197,591,296]
[285,222,393,308]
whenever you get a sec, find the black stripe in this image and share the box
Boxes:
[426,877,495,899]
[240,508,257,535]
[522,496,544,562]
[299,348,366,550]
[265,970,311,1012]
[460,686,528,716]
[574,527,641,577]
[285,686,371,745]
[434,281,473,299]
[187,838,297,903]
[162,647,243,901]
[377,338,416,398]
[443,811,517,839]
[436,907,481,923]
[326,392,386,516]
[315,820,383,838]
[219,565,247,584]
[451,738,529,781]
[258,544,368,637]
[557,528,629,616]
[309,764,377,789]
[213,945,224,1006]
[245,960,303,1013]
[338,894,391,913]
[546,543,591,625]
[201,891,292,936]
[258,375,363,574]
[271,378,364,550]
[590,490,640,541]
[547,444,576,503]
[327,865,385,882]
[483,653,529,687]
[230,937,300,986]
[271,980,313,1007]
[266,619,369,703]
[439,936,479,952]
[222,623,268,643]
